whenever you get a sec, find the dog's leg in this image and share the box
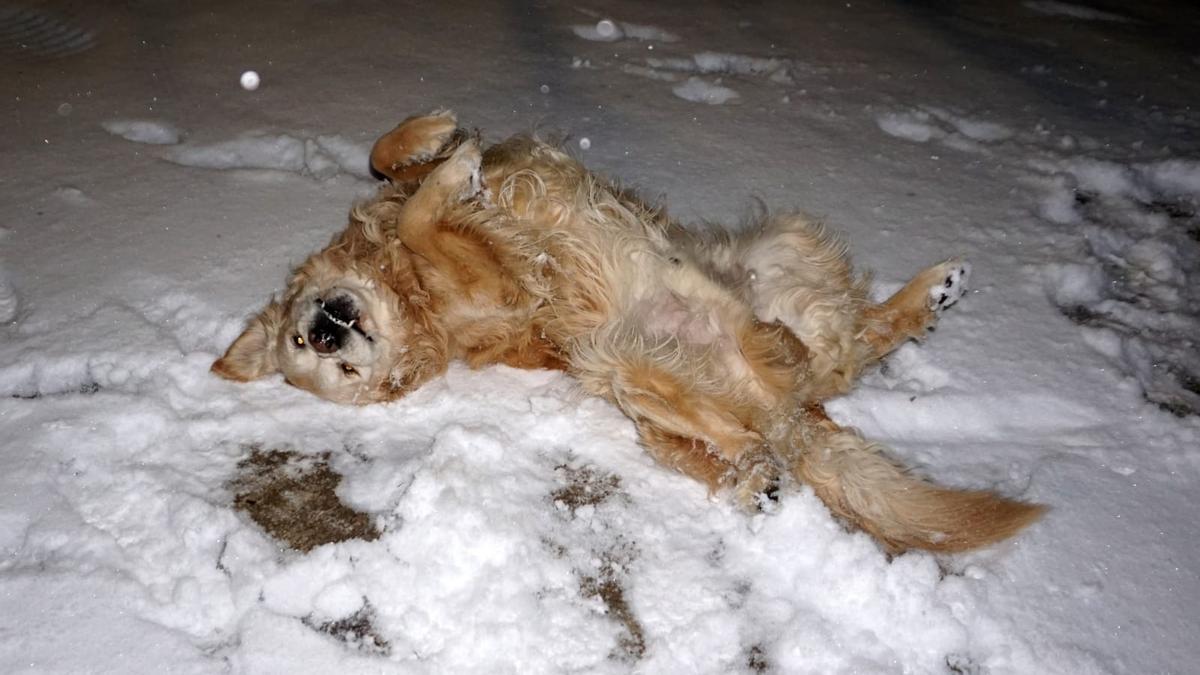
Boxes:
[683,216,973,397]
[570,325,781,511]
[370,110,465,183]
[393,139,485,268]
[859,259,971,360]
[464,323,569,372]
[704,214,874,398]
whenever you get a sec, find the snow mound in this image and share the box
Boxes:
[620,63,679,82]
[647,51,793,84]
[102,119,182,145]
[51,185,95,205]
[1036,158,1200,415]
[571,20,679,43]
[877,107,1013,153]
[672,77,740,105]
[877,109,940,143]
[166,132,372,179]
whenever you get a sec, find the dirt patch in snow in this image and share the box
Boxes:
[302,602,391,656]
[551,464,622,515]
[230,446,380,552]
[548,462,646,661]
[578,545,645,662]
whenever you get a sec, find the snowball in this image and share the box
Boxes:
[240,70,261,91]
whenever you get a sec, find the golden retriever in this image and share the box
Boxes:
[213,110,1043,554]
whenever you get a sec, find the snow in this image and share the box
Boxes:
[877,109,940,143]
[647,52,794,84]
[672,77,741,105]
[101,119,182,145]
[3,1,1200,673]
[166,132,372,179]
[877,107,1013,151]
[240,70,261,92]
[571,18,680,43]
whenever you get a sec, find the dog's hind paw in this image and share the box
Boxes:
[732,453,783,515]
[927,259,971,313]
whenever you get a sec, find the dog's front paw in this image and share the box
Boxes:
[370,110,460,179]
[407,110,459,163]
[927,259,971,313]
[439,140,485,202]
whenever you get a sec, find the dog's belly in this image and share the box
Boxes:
[636,289,725,347]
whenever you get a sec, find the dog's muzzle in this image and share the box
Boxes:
[307,296,360,354]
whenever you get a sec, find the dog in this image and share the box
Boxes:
[212,110,1043,554]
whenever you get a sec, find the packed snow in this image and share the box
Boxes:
[671,77,742,106]
[3,1,1199,673]
[646,52,794,84]
[571,16,680,43]
[101,119,182,145]
[165,132,372,179]
[876,107,1014,154]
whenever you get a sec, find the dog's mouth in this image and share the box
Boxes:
[305,294,372,354]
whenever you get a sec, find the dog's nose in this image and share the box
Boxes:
[308,328,341,354]
[308,333,339,354]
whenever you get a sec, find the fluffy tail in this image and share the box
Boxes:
[789,416,1045,554]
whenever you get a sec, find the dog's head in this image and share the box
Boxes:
[214,112,495,404]
[211,247,448,405]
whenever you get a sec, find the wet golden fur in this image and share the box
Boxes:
[214,111,1043,554]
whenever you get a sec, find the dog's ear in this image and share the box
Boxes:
[211,302,284,381]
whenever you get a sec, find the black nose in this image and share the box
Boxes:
[321,296,358,325]
[308,314,345,354]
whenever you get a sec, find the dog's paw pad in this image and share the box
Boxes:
[753,481,782,514]
[377,112,460,168]
[928,260,971,313]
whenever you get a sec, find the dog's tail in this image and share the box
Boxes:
[787,411,1045,554]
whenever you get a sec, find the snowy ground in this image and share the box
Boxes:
[2,1,1199,672]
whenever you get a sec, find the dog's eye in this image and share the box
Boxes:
[340,362,359,376]
[292,335,305,348]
